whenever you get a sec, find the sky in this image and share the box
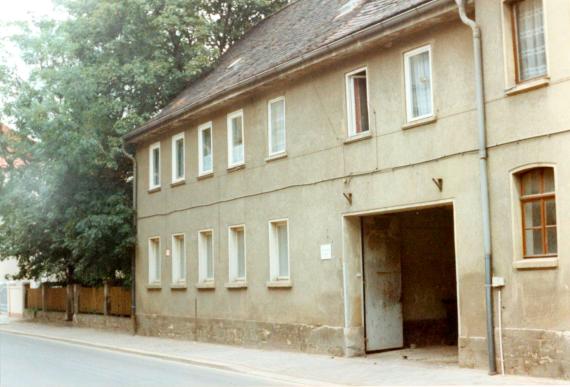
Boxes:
[1,0,64,77]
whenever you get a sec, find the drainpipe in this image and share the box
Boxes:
[121,142,137,334]
[454,0,496,375]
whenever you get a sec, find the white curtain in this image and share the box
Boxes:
[517,0,546,81]
[270,100,286,154]
[410,51,432,118]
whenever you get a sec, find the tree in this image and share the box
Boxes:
[0,0,286,285]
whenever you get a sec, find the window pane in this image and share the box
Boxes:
[516,0,546,81]
[150,239,160,282]
[352,75,369,134]
[525,229,543,256]
[236,229,245,279]
[231,117,244,164]
[409,51,432,118]
[522,169,541,195]
[543,168,554,192]
[523,200,542,228]
[202,128,212,172]
[547,227,557,255]
[176,139,184,178]
[153,148,160,186]
[277,224,289,277]
[205,233,213,279]
[175,236,185,281]
[270,100,285,154]
[545,199,556,226]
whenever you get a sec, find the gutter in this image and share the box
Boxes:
[121,143,137,334]
[124,0,454,142]
[454,0,496,375]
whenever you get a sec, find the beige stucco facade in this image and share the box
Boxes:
[129,0,570,379]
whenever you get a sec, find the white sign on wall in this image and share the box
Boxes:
[320,244,332,260]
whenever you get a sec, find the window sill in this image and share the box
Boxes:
[402,115,437,130]
[170,283,187,290]
[266,280,292,289]
[146,284,162,290]
[344,131,372,144]
[148,187,161,194]
[227,163,245,173]
[170,179,186,188]
[505,77,549,97]
[197,172,214,181]
[225,281,248,289]
[196,282,215,290]
[265,152,287,163]
[513,257,558,270]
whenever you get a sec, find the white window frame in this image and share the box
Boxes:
[198,229,214,283]
[267,97,286,157]
[198,122,213,176]
[404,45,434,123]
[149,142,161,190]
[148,237,161,285]
[171,132,185,183]
[268,219,290,281]
[228,225,246,283]
[171,233,186,284]
[227,110,245,168]
[346,67,370,137]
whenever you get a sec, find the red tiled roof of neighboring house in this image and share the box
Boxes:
[0,123,25,170]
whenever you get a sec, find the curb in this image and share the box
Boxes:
[0,327,338,386]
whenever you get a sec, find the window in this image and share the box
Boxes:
[171,133,185,183]
[519,167,556,257]
[227,110,245,167]
[346,68,370,136]
[171,234,186,284]
[268,97,286,156]
[269,220,289,281]
[198,122,213,175]
[404,45,433,122]
[149,142,161,189]
[148,237,161,284]
[513,0,546,82]
[198,230,214,283]
[228,226,246,282]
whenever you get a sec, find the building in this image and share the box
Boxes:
[124,0,570,379]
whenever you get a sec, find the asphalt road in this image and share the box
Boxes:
[0,332,291,387]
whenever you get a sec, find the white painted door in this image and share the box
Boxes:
[363,217,403,351]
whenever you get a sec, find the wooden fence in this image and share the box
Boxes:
[26,284,131,317]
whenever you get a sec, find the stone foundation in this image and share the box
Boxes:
[23,309,133,333]
[136,313,345,356]
[459,330,570,380]
[501,328,570,380]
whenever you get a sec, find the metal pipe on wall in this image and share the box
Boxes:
[121,142,137,334]
[454,0,497,375]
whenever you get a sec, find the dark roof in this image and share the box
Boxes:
[128,0,433,140]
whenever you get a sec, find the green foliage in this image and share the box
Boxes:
[0,0,286,284]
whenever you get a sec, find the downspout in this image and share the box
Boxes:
[454,0,496,374]
[121,142,137,334]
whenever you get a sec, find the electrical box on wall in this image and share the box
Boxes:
[320,244,332,260]
[492,276,505,287]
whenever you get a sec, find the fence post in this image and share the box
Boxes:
[65,284,73,321]
[73,284,80,323]
[41,283,47,314]
[103,282,109,316]
[23,283,30,309]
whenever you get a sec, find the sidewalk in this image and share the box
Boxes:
[0,321,565,386]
